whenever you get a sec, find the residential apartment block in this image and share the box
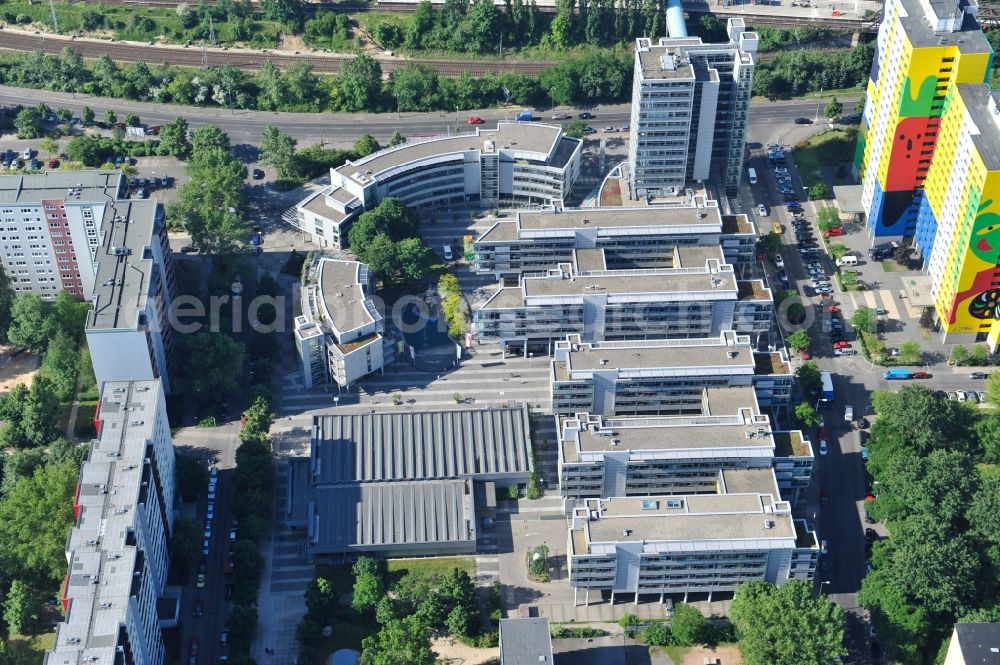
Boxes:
[294,257,390,389]
[473,198,757,279]
[474,259,772,355]
[628,19,757,198]
[855,0,991,240]
[566,468,819,605]
[916,84,1000,345]
[286,407,533,557]
[293,124,582,248]
[549,333,792,416]
[46,381,176,665]
[0,172,126,299]
[85,200,177,394]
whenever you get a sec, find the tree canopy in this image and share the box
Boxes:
[731,580,847,665]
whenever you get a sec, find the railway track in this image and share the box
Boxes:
[0,29,554,75]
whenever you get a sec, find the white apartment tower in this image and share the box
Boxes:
[628,19,757,198]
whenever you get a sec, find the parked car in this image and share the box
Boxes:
[774,255,784,268]
[819,439,828,456]
[757,203,769,217]
[190,638,199,657]
[467,116,484,124]
[578,112,594,119]
[911,371,931,379]
[551,113,570,120]
[825,227,844,237]
[603,126,615,132]
[252,168,265,179]
[794,117,812,124]
[970,372,990,379]
[957,391,969,401]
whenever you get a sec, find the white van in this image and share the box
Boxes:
[748,167,758,185]
[836,255,858,267]
[443,245,453,261]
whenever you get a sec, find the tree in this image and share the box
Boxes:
[22,375,61,448]
[981,375,1000,410]
[340,54,384,112]
[757,231,783,258]
[0,384,31,450]
[361,233,399,281]
[41,332,80,400]
[795,402,821,429]
[304,576,339,619]
[103,109,117,126]
[81,105,95,125]
[851,307,877,333]
[824,96,843,119]
[260,125,299,179]
[641,623,676,647]
[855,96,866,114]
[352,556,383,614]
[347,197,418,254]
[0,459,79,585]
[0,264,15,343]
[671,603,706,646]
[868,386,972,464]
[176,332,245,402]
[232,540,264,601]
[175,452,208,503]
[809,182,830,200]
[395,238,434,283]
[39,137,58,158]
[158,116,190,158]
[65,135,103,167]
[191,125,231,154]
[786,329,810,353]
[388,131,406,146]
[227,604,259,651]
[795,360,822,397]
[14,108,40,140]
[7,293,52,353]
[51,290,90,341]
[240,396,274,444]
[730,580,847,665]
[858,568,932,662]
[354,133,381,158]
[869,449,975,528]
[124,112,141,127]
[3,579,39,635]
[360,615,436,665]
[898,341,921,365]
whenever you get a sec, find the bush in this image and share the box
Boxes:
[641,623,676,646]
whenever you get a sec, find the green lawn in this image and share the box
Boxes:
[792,128,858,190]
[385,556,475,583]
[74,400,98,439]
[315,621,376,659]
[4,632,55,665]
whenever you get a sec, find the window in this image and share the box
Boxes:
[666,499,684,509]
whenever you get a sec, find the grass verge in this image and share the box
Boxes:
[792,128,858,191]
[74,400,98,439]
[4,632,55,665]
[385,556,475,583]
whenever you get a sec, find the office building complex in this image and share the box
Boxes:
[566,468,819,604]
[473,199,757,279]
[474,259,772,355]
[628,19,757,198]
[286,407,533,557]
[0,172,126,299]
[294,257,391,389]
[549,333,792,416]
[499,619,554,665]
[46,381,176,665]
[294,124,582,248]
[85,200,177,394]
[558,405,813,500]
[855,0,991,240]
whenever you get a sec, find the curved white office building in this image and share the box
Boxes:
[294,123,582,248]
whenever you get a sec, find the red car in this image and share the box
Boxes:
[800,350,811,360]
[824,227,844,238]
[833,340,849,349]
[911,371,931,379]
[224,558,234,576]
[467,116,484,125]
[47,158,58,169]
[823,305,841,314]
[190,637,199,656]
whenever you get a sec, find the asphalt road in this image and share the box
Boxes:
[0,85,856,145]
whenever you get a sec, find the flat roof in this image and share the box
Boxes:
[953,623,1000,663]
[573,248,607,272]
[637,41,696,80]
[310,406,533,483]
[337,123,563,183]
[317,258,377,336]
[311,479,474,551]
[958,84,1000,170]
[579,469,799,547]
[499,618,553,665]
[517,205,723,232]
[512,267,736,301]
[87,199,162,331]
[554,332,755,377]
[299,187,352,225]
[896,0,990,50]
[0,171,123,204]
[47,381,165,665]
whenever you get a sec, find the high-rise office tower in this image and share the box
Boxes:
[628,18,757,198]
[855,0,991,241]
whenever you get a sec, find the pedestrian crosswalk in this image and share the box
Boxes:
[843,288,904,320]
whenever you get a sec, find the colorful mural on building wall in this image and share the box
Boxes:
[947,197,1000,325]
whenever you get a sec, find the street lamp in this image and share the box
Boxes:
[333,396,339,408]
[819,580,831,594]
